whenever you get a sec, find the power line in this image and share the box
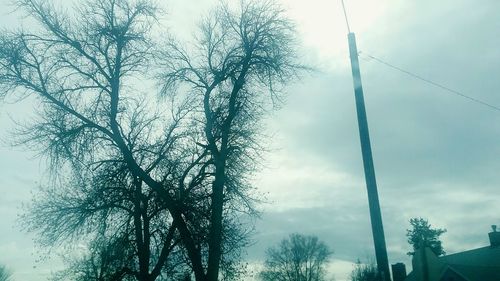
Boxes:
[359,52,500,113]
[341,0,351,33]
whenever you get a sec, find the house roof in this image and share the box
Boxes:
[445,264,500,281]
[404,246,500,281]
[440,245,500,267]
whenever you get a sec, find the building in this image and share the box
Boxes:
[401,226,500,281]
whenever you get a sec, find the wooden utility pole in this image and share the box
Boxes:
[347,32,391,281]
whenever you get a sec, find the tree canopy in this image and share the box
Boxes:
[0,0,303,280]
[406,217,447,256]
[349,260,380,281]
[259,233,332,281]
[0,265,12,281]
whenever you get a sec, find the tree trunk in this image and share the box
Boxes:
[206,158,226,281]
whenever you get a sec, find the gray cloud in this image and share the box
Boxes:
[1,0,500,281]
[248,1,500,280]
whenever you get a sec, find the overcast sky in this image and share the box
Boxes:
[1,0,500,281]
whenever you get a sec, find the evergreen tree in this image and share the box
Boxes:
[406,218,446,256]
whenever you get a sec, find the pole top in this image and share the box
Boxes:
[341,0,351,33]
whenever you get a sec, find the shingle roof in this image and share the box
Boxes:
[404,246,500,281]
[440,246,500,267]
[444,264,500,281]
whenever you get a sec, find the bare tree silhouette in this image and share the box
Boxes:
[349,260,381,281]
[260,234,332,281]
[160,2,304,278]
[0,0,303,280]
[0,265,12,281]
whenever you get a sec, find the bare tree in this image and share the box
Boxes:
[0,0,197,280]
[49,234,189,281]
[22,160,185,281]
[0,0,303,280]
[50,236,137,281]
[0,265,12,281]
[259,234,332,281]
[349,260,380,281]
[160,1,303,280]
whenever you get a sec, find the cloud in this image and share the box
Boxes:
[1,0,500,280]
[248,0,500,279]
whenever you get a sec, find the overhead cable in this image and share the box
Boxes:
[359,52,500,113]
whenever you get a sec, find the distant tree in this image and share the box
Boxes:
[349,260,380,281]
[0,265,12,281]
[259,233,332,281]
[406,217,446,256]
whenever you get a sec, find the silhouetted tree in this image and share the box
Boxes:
[1,0,207,279]
[0,265,12,281]
[259,234,332,281]
[160,1,303,279]
[0,0,302,281]
[50,236,136,281]
[406,217,446,256]
[50,233,190,281]
[349,260,380,281]
[24,163,185,281]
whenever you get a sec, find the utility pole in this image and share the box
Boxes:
[346,32,391,281]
